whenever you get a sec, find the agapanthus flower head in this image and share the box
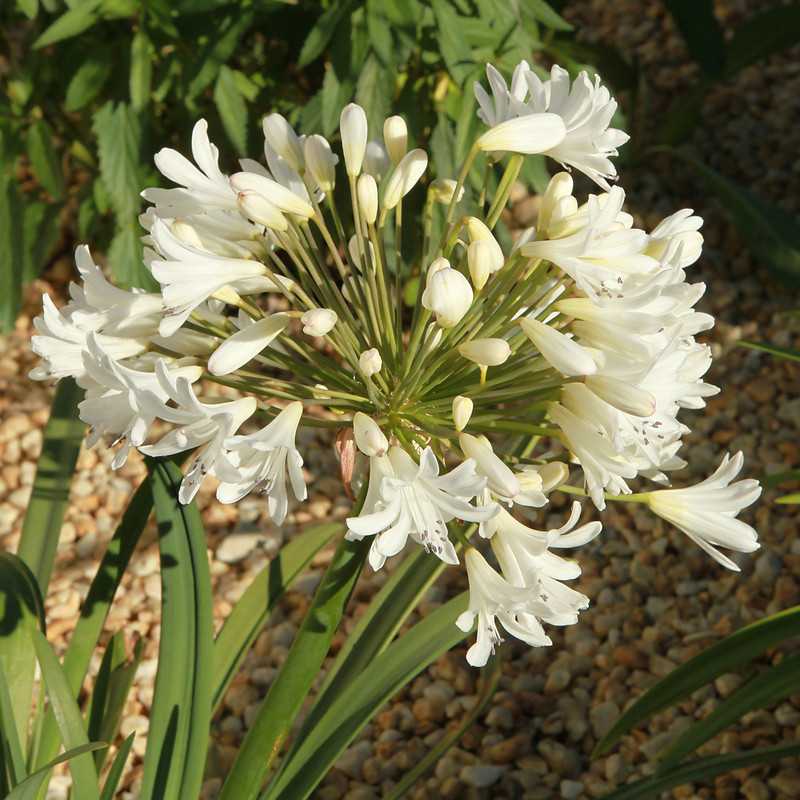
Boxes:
[31,57,761,666]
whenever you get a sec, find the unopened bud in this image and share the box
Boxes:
[340,103,368,176]
[357,174,378,225]
[237,190,289,232]
[452,395,473,431]
[301,308,338,337]
[304,134,337,193]
[429,178,464,205]
[383,149,428,210]
[359,348,382,377]
[519,317,596,377]
[459,433,520,499]
[383,115,408,165]
[458,338,511,367]
[477,113,566,155]
[353,412,388,457]
[262,113,304,172]
[231,172,314,219]
[467,240,497,290]
[421,262,473,328]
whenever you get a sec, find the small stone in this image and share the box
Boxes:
[754,551,782,584]
[590,701,619,739]
[560,779,585,799]
[537,739,580,776]
[545,668,571,694]
[741,776,770,800]
[715,673,743,698]
[216,531,270,564]
[459,764,504,788]
[335,741,372,780]
[485,705,514,730]
[775,704,800,727]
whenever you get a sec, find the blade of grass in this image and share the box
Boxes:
[0,662,27,787]
[264,593,469,800]
[600,742,800,800]
[99,733,135,800]
[219,535,369,800]
[739,340,800,362]
[34,477,152,769]
[31,629,99,800]
[385,652,502,800]
[594,605,800,756]
[212,521,342,712]
[139,459,214,800]
[16,378,84,595]
[658,653,800,769]
[5,744,107,800]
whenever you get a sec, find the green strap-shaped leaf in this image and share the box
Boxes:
[725,3,800,76]
[297,0,356,68]
[212,522,342,712]
[663,0,725,78]
[659,653,800,769]
[139,460,214,800]
[219,536,369,800]
[35,478,152,770]
[5,744,107,800]
[600,742,800,800]
[739,340,800,362]
[214,66,248,156]
[130,30,154,111]
[16,377,85,594]
[0,662,27,787]
[385,653,502,800]
[31,629,100,800]
[594,605,800,756]
[0,173,25,332]
[99,733,135,800]
[264,593,469,800]
[0,554,45,752]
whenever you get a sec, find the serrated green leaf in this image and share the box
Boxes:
[320,67,353,138]
[366,0,394,66]
[356,55,390,137]
[34,0,102,48]
[16,378,84,595]
[0,174,24,332]
[31,629,100,799]
[139,459,214,800]
[65,54,112,112]
[520,0,572,32]
[264,594,469,800]
[432,0,476,85]
[99,732,135,800]
[594,605,800,756]
[600,742,800,800]
[108,220,153,290]
[214,65,247,156]
[212,522,341,712]
[219,535,369,800]
[725,3,800,76]
[23,201,60,284]
[130,30,154,111]
[664,0,725,78]
[5,743,107,800]
[297,0,356,68]
[659,653,800,769]
[16,0,39,20]
[26,120,64,200]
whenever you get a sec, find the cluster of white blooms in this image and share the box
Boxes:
[31,61,761,665]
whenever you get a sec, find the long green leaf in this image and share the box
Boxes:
[26,121,64,200]
[739,340,800,362]
[725,3,800,75]
[16,378,84,593]
[659,653,800,768]
[130,30,154,111]
[385,653,502,800]
[432,0,475,85]
[0,173,25,332]
[31,629,99,800]
[99,733,135,800]
[214,66,247,156]
[139,459,214,800]
[663,0,725,78]
[594,605,800,755]
[265,593,469,800]
[65,54,112,112]
[0,662,27,787]
[601,742,800,800]
[35,478,152,769]
[212,522,342,712]
[297,0,355,68]
[33,1,102,48]
[5,744,107,800]
[219,535,369,800]
[0,554,45,754]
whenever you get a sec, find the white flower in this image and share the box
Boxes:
[519,317,597,377]
[421,259,473,328]
[477,113,566,156]
[301,308,338,337]
[383,116,408,165]
[139,361,257,503]
[524,65,629,190]
[304,134,338,193]
[458,338,511,367]
[78,336,202,468]
[262,113,304,172]
[346,446,496,570]
[359,348,382,377]
[456,547,555,666]
[207,313,290,376]
[382,149,428,210]
[236,191,289,232]
[452,396,473,432]
[215,401,307,524]
[646,209,704,268]
[230,171,315,219]
[474,61,531,127]
[459,433,520,500]
[353,412,388,457]
[647,452,761,571]
[340,103,368,176]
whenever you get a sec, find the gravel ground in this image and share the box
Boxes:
[2,1,800,798]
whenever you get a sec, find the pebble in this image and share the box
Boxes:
[560,779,585,799]
[590,701,619,739]
[459,764,504,788]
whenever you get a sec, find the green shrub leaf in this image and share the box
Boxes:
[33,1,102,49]
[130,30,154,111]
[65,54,113,112]
[26,120,64,200]
[214,65,248,156]
[298,0,355,68]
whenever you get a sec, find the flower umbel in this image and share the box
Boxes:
[31,60,761,665]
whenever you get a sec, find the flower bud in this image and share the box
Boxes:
[538,171,574,235]
[452,395,473,431]
[429,178,464,205]
[477,112,566,155]
[171,220,204,248]
[467,241,497,290]
[208,313,290,376]
[353,412,388,457]
[459,433,520,499]
[519,317,596,377]
[359,348,382,377]
[348,235,375,271]
[231,172,314,219]
[301,308,338,337]
[363,140,390,180]
[304,134,337,193]
[383,149,428,210]
[383,115,408,165]
[340,103,368,176]
[357,174,378,225]
[421,262,473,328]
[262,113,304,172]
[237,190,289,232]
[586,375,656,417]
[536,461,569,493]
[458,338,511,367]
